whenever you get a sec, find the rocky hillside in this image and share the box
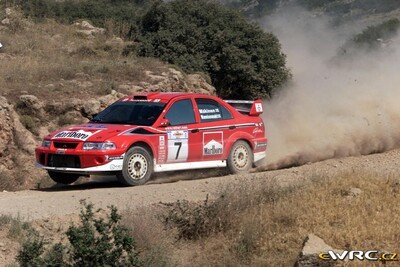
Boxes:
[0,8,215,191]
[222,0,400,25]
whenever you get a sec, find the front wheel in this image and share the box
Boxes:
[117,146,153,186]
[47,171,80,185]
[227,141,253,174]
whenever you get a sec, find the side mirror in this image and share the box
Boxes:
[159,118,170,127]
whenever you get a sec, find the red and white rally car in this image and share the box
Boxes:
[36,93,267,186]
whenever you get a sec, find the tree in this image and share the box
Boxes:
[138,0,290,99]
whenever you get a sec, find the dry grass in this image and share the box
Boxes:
[122,172,400,266]
[0,12,167,102]
[122,207,176,267]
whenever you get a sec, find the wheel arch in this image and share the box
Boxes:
[127,141,154,157]
[225,132,255,158]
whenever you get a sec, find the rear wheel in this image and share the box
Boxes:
[227,141,253,174]
[117,146,153,186]
[47,171,80,185]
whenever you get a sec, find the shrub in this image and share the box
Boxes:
[8,0,154,39]
[16,235,45,267]
[20,115,38,135]
[16,201,141,267]
[164,195,230,240]
[352,18,400,48]
[138,0,290,99]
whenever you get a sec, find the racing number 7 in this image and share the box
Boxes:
[174,142,182,160]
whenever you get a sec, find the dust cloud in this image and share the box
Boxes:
[259,7,400,170]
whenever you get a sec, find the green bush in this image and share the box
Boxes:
[352,18,400,48]
[16,201,141,267]
[16,235,45,267]
[8,0,154,39]
[138,0,290,99]
[20,115,38,135]
[337,18,400,58]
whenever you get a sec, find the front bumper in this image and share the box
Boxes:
[36,159,123,174]
[36,144,125,174]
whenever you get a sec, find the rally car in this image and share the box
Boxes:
[35,93,267,186]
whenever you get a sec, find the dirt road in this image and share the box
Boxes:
[1,149,400,220]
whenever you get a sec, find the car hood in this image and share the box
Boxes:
[46,123,140,142]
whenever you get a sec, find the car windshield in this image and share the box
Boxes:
[91,101,165,126]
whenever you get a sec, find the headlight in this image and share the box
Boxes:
[42,140,51,148]
[83,142,116,150]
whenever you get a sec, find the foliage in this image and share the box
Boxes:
[138,0,290,99]
[19,115,38,135]
[16,201,141,267]
[164,195,229,240]
[221,0,281,18]
[352,18,400,48]
[5,0,154,39]
[337,18,400,58]
[16,234,45,267]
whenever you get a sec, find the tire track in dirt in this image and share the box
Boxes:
[1,149,400,220]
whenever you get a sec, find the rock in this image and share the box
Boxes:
[80,20,95,29]
[82,99,101,116]
[349,187,362,197]
[19,95,44,111]
[106,37,124,46]
[143,68,216,95]
[186,73,216,95]
[5,8,12,16]
[59,110,87,126]
[1,18,10,25]
[44,83,55,90]
[296,234,340,267]
[75,20,105,36]
[0,96,37,155]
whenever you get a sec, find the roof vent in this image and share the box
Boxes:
[134,95,147,100]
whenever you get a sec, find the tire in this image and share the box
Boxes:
[47,171,80,185]
[227,140,253,174]
[117,146,153,186]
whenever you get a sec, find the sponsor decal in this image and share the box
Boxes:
[253,127,263,134]
[256,141,268,148]
[110,164,122,170]
[107,155,124,161]
[203,132,223,155]
[158,135,167,163]
[255,103,263,112]
[167,128,189,140]
[53,130,97,141]
[83,124,108,129]
[56,149,66,154]
[199,108,222,120]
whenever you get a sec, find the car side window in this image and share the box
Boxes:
[196,98,233,122]
[165,99,196,126]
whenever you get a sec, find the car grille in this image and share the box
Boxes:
[47,154,81,168]
[53,142,79,149]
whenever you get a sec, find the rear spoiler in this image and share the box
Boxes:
[224,99,263,116]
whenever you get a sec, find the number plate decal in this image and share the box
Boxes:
[166,128,189,162]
